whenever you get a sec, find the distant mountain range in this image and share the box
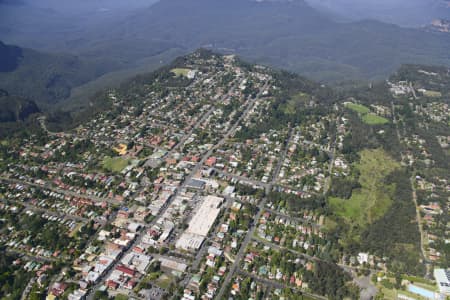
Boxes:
[78,0,450,82]
[2,0,450,108]
[0,41,116,108]
[305,0,450,27]
[0,41,22,72]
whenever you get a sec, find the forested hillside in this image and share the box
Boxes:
[0,41,116,107]
[2,0,450,93]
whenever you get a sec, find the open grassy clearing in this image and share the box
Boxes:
[423,90,442,98]
[155,274,172,289]
[102,156,130,173]
[171,68,191,77]
[378,286,397,300]
[402,275,435,286]
[329,149,400,227]
[345,102,370,114]
[283,92,311,114]
[362,113,389,125]
[345,102,389,125]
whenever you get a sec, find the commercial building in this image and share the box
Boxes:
[176,195,224,250]
[159,257,188,273]
[434,268,450,296]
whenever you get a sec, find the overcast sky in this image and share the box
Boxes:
[305,0,450,26]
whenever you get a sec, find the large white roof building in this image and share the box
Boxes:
[176,195,224,251]
[434,268,450,296]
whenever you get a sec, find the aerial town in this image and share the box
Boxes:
[0,52,449,300]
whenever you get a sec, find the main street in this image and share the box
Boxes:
[271,125,293,183]
[89,81,268,298]
[215,98,282,300]
[214,193,268,300]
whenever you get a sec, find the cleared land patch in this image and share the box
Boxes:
[329,149,400,227]
[345,102,389,125]
[283,92,311,115]
[171,68,191,77]
[423,90,442,98]
[102,156,130,173]
[362,113,389,125]
[345,102,370,114]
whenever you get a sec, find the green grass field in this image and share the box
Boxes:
[423,90,442,98]
[345,102,389,125]
[329,149,400,227]
[362,113,389,125]
[102,156,130,173]
[155,274,173,289]
[171,68,191,77]
[345,102,371,114]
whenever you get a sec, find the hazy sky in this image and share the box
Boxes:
[0,0,159,50]
[0,0,158,15]
[305,0,450,26]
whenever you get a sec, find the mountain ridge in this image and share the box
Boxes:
[0,89,40,123]
[73,0,450,83]
[0,41,117,108]
[2,0,450,109]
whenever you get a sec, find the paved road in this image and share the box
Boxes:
[38,116,72,138]
[154,86,237,163]
[89,83,264,298]
[263,207,322,229]
[237,269,327,300]
[215,195,268,300]
[212,168,270,189]
[215,109,289,300]
[252,237,379,299]
[86,226,145,300]
[391,101,431,277]
[21,277,36,300]
[271,125,293,183]
[354,274,378,300]
[6,249,56,263]
[255,235,378,274]
[323,116,338,195]
[0,177,121,205]
[0,197,88,223]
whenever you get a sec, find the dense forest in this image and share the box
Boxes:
[303,261,359,299]
[0,40,115,108]
[0,89,39,123]
[0,249,34,299]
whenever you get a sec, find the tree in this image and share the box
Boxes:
[94,290,109,300]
